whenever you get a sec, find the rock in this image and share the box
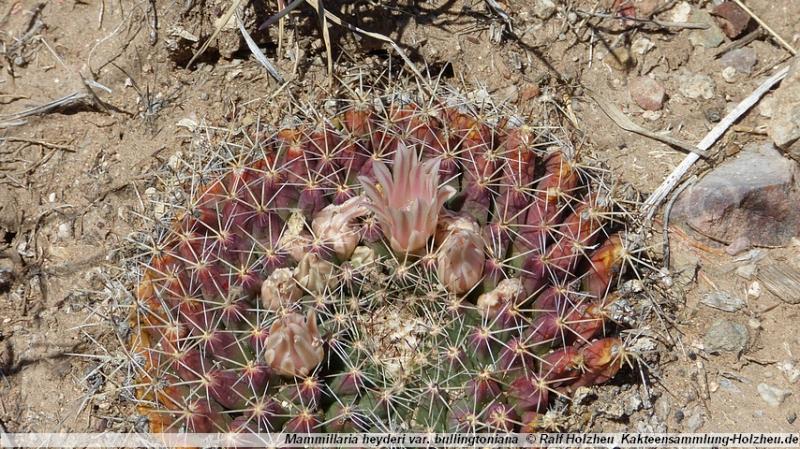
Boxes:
[722,66,737,83]
[746,281,761,299]
[712,2,752,38]
[735,264,757,279]
[768,57,800,161]
[688,10,725,48]
[679,73,716,99]
[629,76,665,111]
[533,0,556,19]
[670,1,692,23]
[757,383,792,407]
[778,360,800,384]
[718,378,741,393]
[673,143,800,246]
[700,290,745,312]
[632,37,655,55]
[57,222,73,240]
[788,412,798,424]
[685,407,705,431]
[759,94,776,118]
[720,47,757,74]
[725,236,751,255]
[703,320,748,354]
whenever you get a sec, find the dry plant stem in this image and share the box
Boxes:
[312,0,334,77]
[236,11,285,83]
[713,28,764,58]
[643,64,791,220]
[586,89,704,156]
[187,0,244,68]
[731,0,797,55]
[0,92,91,122]
[304,0,431,94]
[574,10,709,30]
[0,137,75,152]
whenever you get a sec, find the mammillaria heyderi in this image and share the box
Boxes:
[128,87,640,436]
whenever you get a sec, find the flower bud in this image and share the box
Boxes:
[311,196,368,259]
[264,310,324,377]
[477,278,523,318]
[435,215,484,294]
[260,268,302,311]
[294,253,335,295]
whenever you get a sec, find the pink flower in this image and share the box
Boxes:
[359,143,456,254]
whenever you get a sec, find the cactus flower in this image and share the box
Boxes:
[264,310,324,377]
[311,196,369,259]
[359,143,456,254]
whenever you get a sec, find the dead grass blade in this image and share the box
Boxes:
[186,0,244,68]
[585,90,704,156]
[312,0,333,77]
[236,11,285,83]
[0,92,91,122]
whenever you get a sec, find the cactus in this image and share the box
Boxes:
[127,86,641,436]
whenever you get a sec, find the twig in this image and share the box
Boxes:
[586,89,704,156]
[236,11,284,83]
[484,0,513,33]
[731,0,796,56]
[712,28,764,58]
[186,0,244,68]
[258,0,304,31]
[0,137,76,152]
[0,92,91,122]
[643,64,790,220]
[574,9,709,30]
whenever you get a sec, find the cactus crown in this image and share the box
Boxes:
[127,82,641,436]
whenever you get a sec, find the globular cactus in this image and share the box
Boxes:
[128,86,641,437]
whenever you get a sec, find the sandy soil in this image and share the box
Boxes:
[1,0,798,435]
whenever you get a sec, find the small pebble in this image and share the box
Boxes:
[632,37,655,55]
[680,73,716,99]
[629,76,666,111]
[720,47,758,74]
[778,360,800,384]
[685,408,705,431]
[703,320,749,353]
[747,281,761,299]
[722,66,737,83]
[788,412,797,424]
[735,264,757,279]
[670,1,692,23]
[712,1,752,38]
[701,290,745,312]
[757,383,792,407]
